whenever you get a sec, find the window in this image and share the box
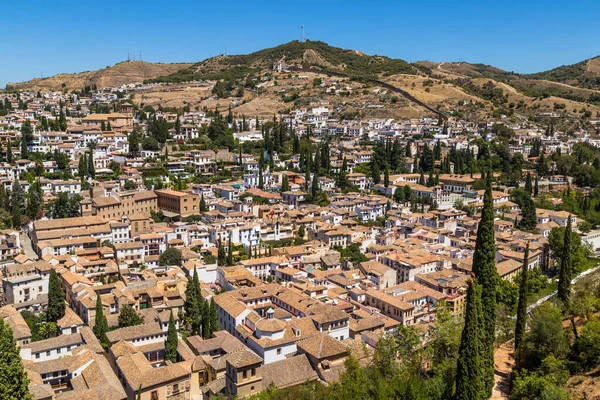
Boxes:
[151,390,158,400]
[36,353,40,359]
[277,348,282,355]
[243,370,247,379]
[173,383,179,393]
[46,351,51,356]
[251,368,256,376]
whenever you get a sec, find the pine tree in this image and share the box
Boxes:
[471,171,498,396]
[0,319,32,400]
[557,216,573,308]
[514,242,530,368]
[165,311,178,363]
[455,281,486,400]
[118,304,144,327]
[93,294,108,348]
[47,269,65,323]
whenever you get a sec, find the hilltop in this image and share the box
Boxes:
[147,40,426,84]
[6,60,193,91]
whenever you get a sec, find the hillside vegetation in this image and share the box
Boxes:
[7,61,192,91]
[147,40,425,84]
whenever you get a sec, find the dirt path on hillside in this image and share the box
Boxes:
[491,345,514,399]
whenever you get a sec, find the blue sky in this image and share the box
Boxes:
[1,0,599,88]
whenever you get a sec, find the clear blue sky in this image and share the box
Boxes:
[1,0,599,88]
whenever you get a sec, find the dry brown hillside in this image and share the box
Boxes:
[7,61,192,91]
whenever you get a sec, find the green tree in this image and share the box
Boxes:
[576,319,600,370]
[281,174,290,192]
[78,153,88,179]
[185,268,202,336]
[165,311,178,363]
[455,282,486,400]
[524,173,533,195]
[26,182,42,220]
[514,242,530,367]
[93,294,109,348]
[200,194,208,212]
[118,304,144,327]
[159,247,182,266]
[209,298,218,337]
[227,234,233,266]
[88,151,95,178]
[557,217,573,308]
[519,196,537,231]
[471,172,498,395]
[0,319,32,400]
[520,302,569,371]
[6,143,12,164]
[46,269,65,323]
[336,354,367,399]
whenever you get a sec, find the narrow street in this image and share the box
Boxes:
[21,230,38,260]
[491,345,514,399]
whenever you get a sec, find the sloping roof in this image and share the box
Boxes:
[261,354,318,389]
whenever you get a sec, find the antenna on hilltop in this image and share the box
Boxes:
[140,51,142,61]
[301,25,305,42]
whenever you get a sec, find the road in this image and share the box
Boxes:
[527,264,600,314]
[21,230,39,260]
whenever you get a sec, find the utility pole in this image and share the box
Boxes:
[301,25,305,43]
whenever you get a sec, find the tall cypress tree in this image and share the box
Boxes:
[514,242,530,368]
[200,194,207,212]
[209,298,218,335]
[227,234,233,266]
[184,268,202,336]
[88,151,95,178]
[471,171,497,396]
[557,216,573,308]
[93,294,108,348]
[6,143,12,164]
[201,297,210,339]
[47,269,65,323]
[165,311,178,363]
[534,176,539,197]
[455,281,486,400]
[0,319,32,400]
[524,173,532,195]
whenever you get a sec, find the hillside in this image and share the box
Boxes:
[6,61,193,91]
[148,40,426,84]
[526,56,600,90]
[417,60,600,106]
